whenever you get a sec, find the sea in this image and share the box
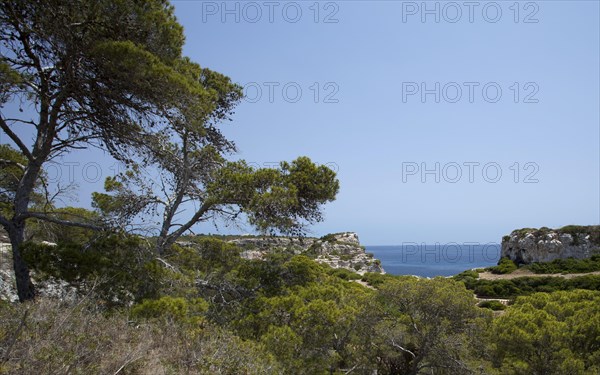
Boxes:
[366,243,501,278]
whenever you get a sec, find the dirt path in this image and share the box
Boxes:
[478,268,600,280]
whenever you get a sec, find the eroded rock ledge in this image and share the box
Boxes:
[228,232,385,275]
[501,225,600,264]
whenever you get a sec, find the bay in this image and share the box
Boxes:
[366,243,501,278]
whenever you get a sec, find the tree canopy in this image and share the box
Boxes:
[0,0,338,300]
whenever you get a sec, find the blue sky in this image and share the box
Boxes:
[172,1,600,244]
[3,1,599,245]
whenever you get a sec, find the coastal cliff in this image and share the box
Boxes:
[0,231,384,301]
[501,226,600,264]
[228,232,385,275]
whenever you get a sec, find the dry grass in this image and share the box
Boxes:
[0,298,281,374]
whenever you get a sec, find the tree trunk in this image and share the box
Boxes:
[156,233,176,256]
[9,159,46,302]
[7,222,35,301]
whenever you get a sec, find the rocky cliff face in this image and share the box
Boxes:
[229,232,385,275]
[0,243,18,302]
[0,232,384,301]
[501,226,600,264]
[0,243,78,302]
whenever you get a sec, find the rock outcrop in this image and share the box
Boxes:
[0,232,384,301]
[501,226,600,264]
[228,232,385,275]
[0,243,18,302]
[0,242,78,302]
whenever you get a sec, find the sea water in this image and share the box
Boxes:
[366,243,501,278]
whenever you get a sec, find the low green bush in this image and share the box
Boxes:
[328,268,361,280]
[478,300,506,311]
[528,255,600,274]
[361,272,395,287]
[487,257,518,274]
[453,270,479,282]
[462,275,600,298]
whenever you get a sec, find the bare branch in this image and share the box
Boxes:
[3,118,37,127]
[391,339,416,359]
[168,201,213,240]
[0,116,33,160]
[0,158,26,170]
[17,212,104,231]
[155,257,178,272]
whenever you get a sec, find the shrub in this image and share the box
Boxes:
[132,296,209,325]
[478,300,506,311]
[21,234,154,306]
[463,275,600,298]
[320,233,337,243]
[528,256,600,274]
[361,272,394,287]
[328,268,361,280]
[0,298,282,374]
[453,270,479,281]
[0,298,152,374]
[488,257,518,274]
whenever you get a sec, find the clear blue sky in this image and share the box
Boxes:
[3,1,599,245]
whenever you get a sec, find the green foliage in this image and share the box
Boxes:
[478,300,506,311]
[328,268,362,280]
[9,224,600,374]
[21,234,154,306]
[557,225,600,245]
[282,255,325,286]
[374,277,489,374]
[170,238,242,274]
[1,0,242,300]
[0,61,23,104]
[0,144,27,206]
[25,206,100,244]
[361,272,395,287]
[528,255,600,274]
[514,227,550,238]
[320,233,338,242]
[208,157,339,238]
[461,275,600,298]
[492,290,600,374]
[454,269,480,282]
[488,257,518,274]
[235,278,371,373]
[0,145,44,216]
[132,296,208,325]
